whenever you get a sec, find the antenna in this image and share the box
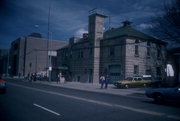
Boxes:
[88,8,97,15]
[88,8,105,16]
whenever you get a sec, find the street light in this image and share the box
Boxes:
[6,49,10,77]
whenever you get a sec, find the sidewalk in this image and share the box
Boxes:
[34,81,147,97]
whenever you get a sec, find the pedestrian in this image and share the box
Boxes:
[30,73,33,82]
[100,75,105,88]
[105,74,109,89]
[34,73,37,81]
[57,73,61,84]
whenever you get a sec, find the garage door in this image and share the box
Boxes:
[109,65,121,83]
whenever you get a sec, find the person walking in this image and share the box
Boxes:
[57,73,61,84]
[105,74,109,89]
[100,75,105,88]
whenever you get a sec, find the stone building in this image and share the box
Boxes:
[57,12,167,83]
[9,33,67,79]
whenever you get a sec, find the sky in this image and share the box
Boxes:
[0,0,172,49]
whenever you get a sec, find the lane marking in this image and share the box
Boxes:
[33,103,60,116]
[8,82,180,120]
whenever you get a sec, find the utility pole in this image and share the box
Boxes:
[6,49,10,77]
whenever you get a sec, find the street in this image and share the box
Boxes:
[0,79,180,121]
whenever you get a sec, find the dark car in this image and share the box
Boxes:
[0,77,6,93]
[145,86,180,103]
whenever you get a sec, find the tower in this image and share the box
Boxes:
[88,9,107,83]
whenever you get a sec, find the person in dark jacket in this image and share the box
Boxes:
[105,74,109,89]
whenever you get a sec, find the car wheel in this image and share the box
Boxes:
[3,88,6,93]
[117,84,121,88]
[125,85,129,89]
[153,93,164,103]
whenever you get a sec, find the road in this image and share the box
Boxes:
[0,79,180,121]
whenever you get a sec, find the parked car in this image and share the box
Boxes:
[0,77,6,93]
[113,77,152,88]
[145,86,180,103]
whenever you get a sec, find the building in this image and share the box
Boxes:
[57,11,167,84]
[9,33,67,79]
[0,49,9,76]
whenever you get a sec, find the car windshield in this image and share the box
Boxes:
[125,77,133,81]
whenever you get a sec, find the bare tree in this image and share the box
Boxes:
[150,0,180,46]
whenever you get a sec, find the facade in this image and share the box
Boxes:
[57,12,167,83]
[9,33,67,79]
[0,49,9,76]
[101,21,167,82]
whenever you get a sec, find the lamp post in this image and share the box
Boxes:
[6,49,10,77]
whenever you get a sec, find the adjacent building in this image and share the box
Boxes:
[0,49,9,76]
[9,33,67,79]
[56,12,167,83]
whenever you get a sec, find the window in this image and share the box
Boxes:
[81,50,83,58]
[157,44,161,59]
[70,50,73,58]
[84,69,87,74]
[78,50,83,58]
[147,41,151,57]
[109,46,115,56]
[89,48,93,55]
[135,40,139,56]
[62,49,67,60]
[78,50,81,58]
[134,65,139,75]
[146,69,151,75]
[77,76,80,82]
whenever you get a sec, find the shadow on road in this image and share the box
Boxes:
[143,100,180,108]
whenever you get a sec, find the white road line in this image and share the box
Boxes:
[9,82,180,120]
[33,103,60,116]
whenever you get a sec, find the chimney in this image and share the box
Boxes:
[83,33,88,39]
[69,37,80,46]
[122,20,132,27]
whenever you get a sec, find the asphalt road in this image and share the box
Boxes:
[0,79,180,121]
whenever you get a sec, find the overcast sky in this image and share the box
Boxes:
[0,0,172,49]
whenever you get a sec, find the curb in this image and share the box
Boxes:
[6,78,148,99]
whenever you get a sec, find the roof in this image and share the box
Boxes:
[103,25,166,44]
